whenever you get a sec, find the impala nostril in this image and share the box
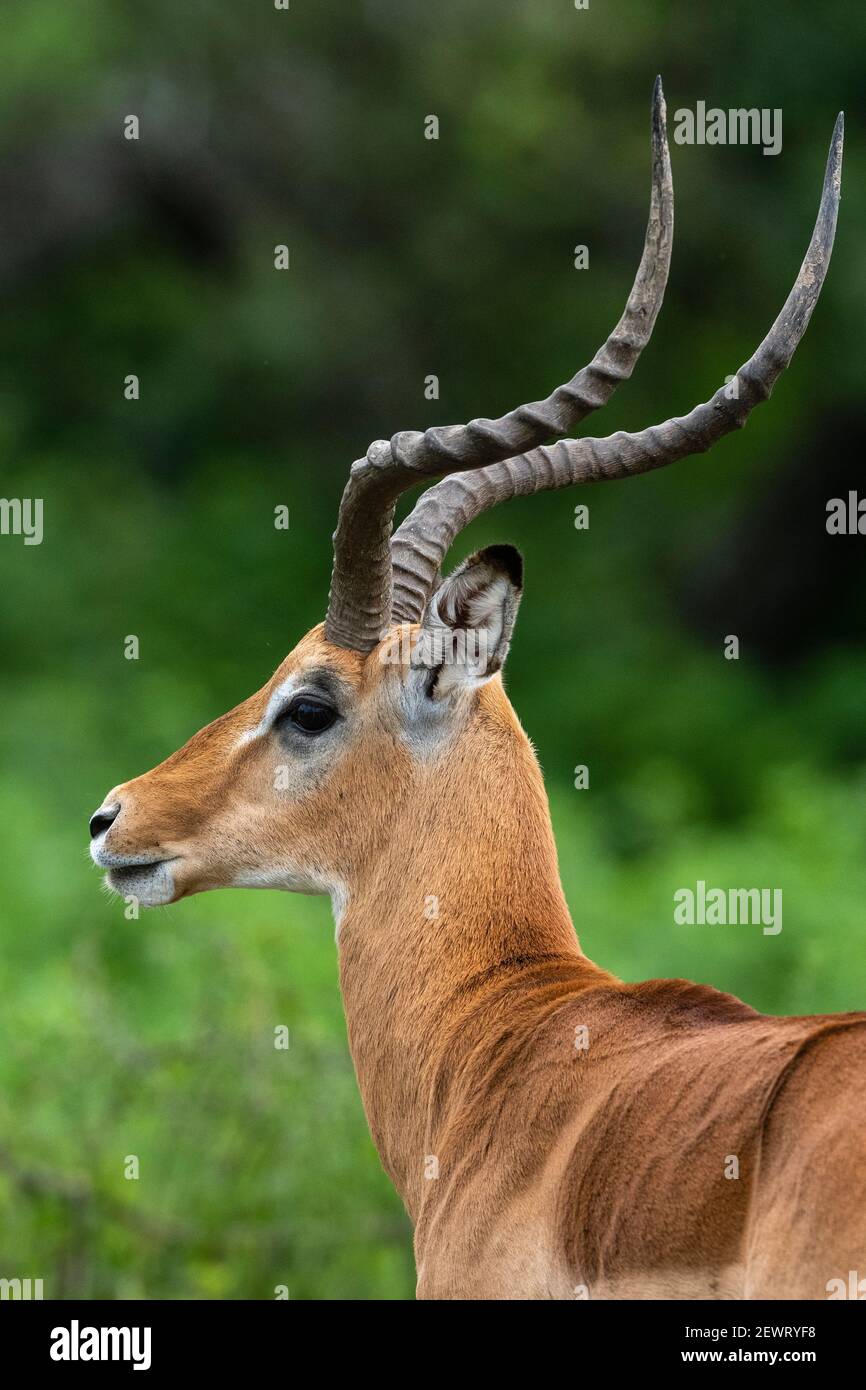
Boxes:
[89,803,121,839]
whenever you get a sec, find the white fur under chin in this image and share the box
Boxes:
[104,861,177,908]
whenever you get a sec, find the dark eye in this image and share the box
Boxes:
[280,696,338,734]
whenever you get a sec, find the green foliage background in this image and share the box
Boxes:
[1,0,865,1299]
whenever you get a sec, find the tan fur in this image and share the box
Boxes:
[93,625,866,1300]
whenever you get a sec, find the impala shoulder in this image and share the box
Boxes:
[623,977,763,1025]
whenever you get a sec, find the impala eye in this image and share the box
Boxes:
[280,695,338,735]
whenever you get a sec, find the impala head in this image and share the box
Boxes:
[89,83,842,911]
[88,545,525,909]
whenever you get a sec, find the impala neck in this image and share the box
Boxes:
[336,679,602,1219]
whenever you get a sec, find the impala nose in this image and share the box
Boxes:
[89,803,121,839]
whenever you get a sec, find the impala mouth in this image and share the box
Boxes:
[105,858,169,879]
[89,843,181,907]
[103,859,179,907]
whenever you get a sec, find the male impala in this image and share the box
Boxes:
[89,85,864,1300]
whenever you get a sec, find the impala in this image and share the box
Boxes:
[89,84,864,1300]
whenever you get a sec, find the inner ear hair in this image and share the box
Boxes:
[418,544,523,689]
[436,546,523,633]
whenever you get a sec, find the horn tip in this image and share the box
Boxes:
[651,75,668,145]
[827,113,844,194]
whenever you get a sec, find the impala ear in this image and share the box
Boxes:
[414,545,523,700]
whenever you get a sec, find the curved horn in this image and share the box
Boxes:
[390,113,843,625]
[325,77,674,651]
